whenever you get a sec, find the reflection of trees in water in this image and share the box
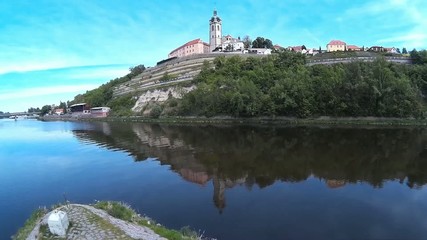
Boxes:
[73,123,427,210]
[177,126,427,188]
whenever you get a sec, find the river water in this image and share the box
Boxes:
[1,119,427,239]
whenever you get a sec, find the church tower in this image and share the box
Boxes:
[209,9,222,52]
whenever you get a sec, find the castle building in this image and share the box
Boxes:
[168,9,245,58]
[209,10,222,52]
[168,38,209,58]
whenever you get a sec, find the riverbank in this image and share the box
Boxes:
[14,201,203,240]
[41,115,427,127]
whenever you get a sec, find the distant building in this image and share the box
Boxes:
[90,107,110,118]
[385,47,397,54]
[368,46,385,52]
[168,39,209,58]
[306,48,320,56]
[273,44,284,51]
[247,48,272,55]
[327,40,347,52]
[70,103,90,115]
[54,108,64,115]
[347,45,362,51]
[287,46,307,54]
[220,34,244,52]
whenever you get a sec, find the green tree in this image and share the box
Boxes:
[129,64,146,78]
[242,35,251,49]
[179,54,425,119]
[58,101,67,113]
[252,37,273,48]
[410,49,421,64]
[402,47,408,54]
[264,39,273,49]
[40,105,52,116]
[27,107,40,113]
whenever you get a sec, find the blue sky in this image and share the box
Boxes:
[0,0,426,112]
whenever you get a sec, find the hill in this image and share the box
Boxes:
[70,50,427,119]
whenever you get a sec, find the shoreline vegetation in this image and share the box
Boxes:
[13,201,204,240]
[41,115,427,127]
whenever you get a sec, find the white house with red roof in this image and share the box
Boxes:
[287,45,307,53]
[327,40,347,52]
[385,47,397,54]
[168,38,209,58]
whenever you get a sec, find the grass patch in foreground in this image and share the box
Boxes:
[93,201,203,240]
[12,207,48,240]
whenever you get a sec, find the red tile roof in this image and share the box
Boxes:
[273,44,283,49]
[328,40,346,45]
[347,45,360,49]
[288,46,303,51]
[169,38,207,54]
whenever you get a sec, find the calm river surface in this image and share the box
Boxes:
[1,119,427,239]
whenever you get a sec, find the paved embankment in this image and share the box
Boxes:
[27,204,165,240]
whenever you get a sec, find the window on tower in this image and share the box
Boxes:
[212,25,214,31]
[217,25,219,31]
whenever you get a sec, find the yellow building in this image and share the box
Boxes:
[327,40,347,52]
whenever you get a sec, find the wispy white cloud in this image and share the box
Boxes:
[66,67,129,80]
[0,84,99,101]
[343,0,427,48]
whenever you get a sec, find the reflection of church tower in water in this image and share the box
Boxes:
[209,9,222,52]
[213,176,226,213]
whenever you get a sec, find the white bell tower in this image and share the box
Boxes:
[209,9,222,52]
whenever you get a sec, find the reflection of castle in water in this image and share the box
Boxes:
[326,179,346,189]
[73,122,427,211]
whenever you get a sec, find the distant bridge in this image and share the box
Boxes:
[306,56,411,66]
[0,112,41,118]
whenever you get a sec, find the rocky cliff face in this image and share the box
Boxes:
[132,85,195,112]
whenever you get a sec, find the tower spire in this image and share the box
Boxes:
[209,5,222,52]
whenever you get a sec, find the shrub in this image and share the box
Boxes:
[150,105,163,118]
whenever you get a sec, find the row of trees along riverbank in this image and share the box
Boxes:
[175,50,427,118]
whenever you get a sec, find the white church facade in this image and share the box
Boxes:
[168,10,245,58]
